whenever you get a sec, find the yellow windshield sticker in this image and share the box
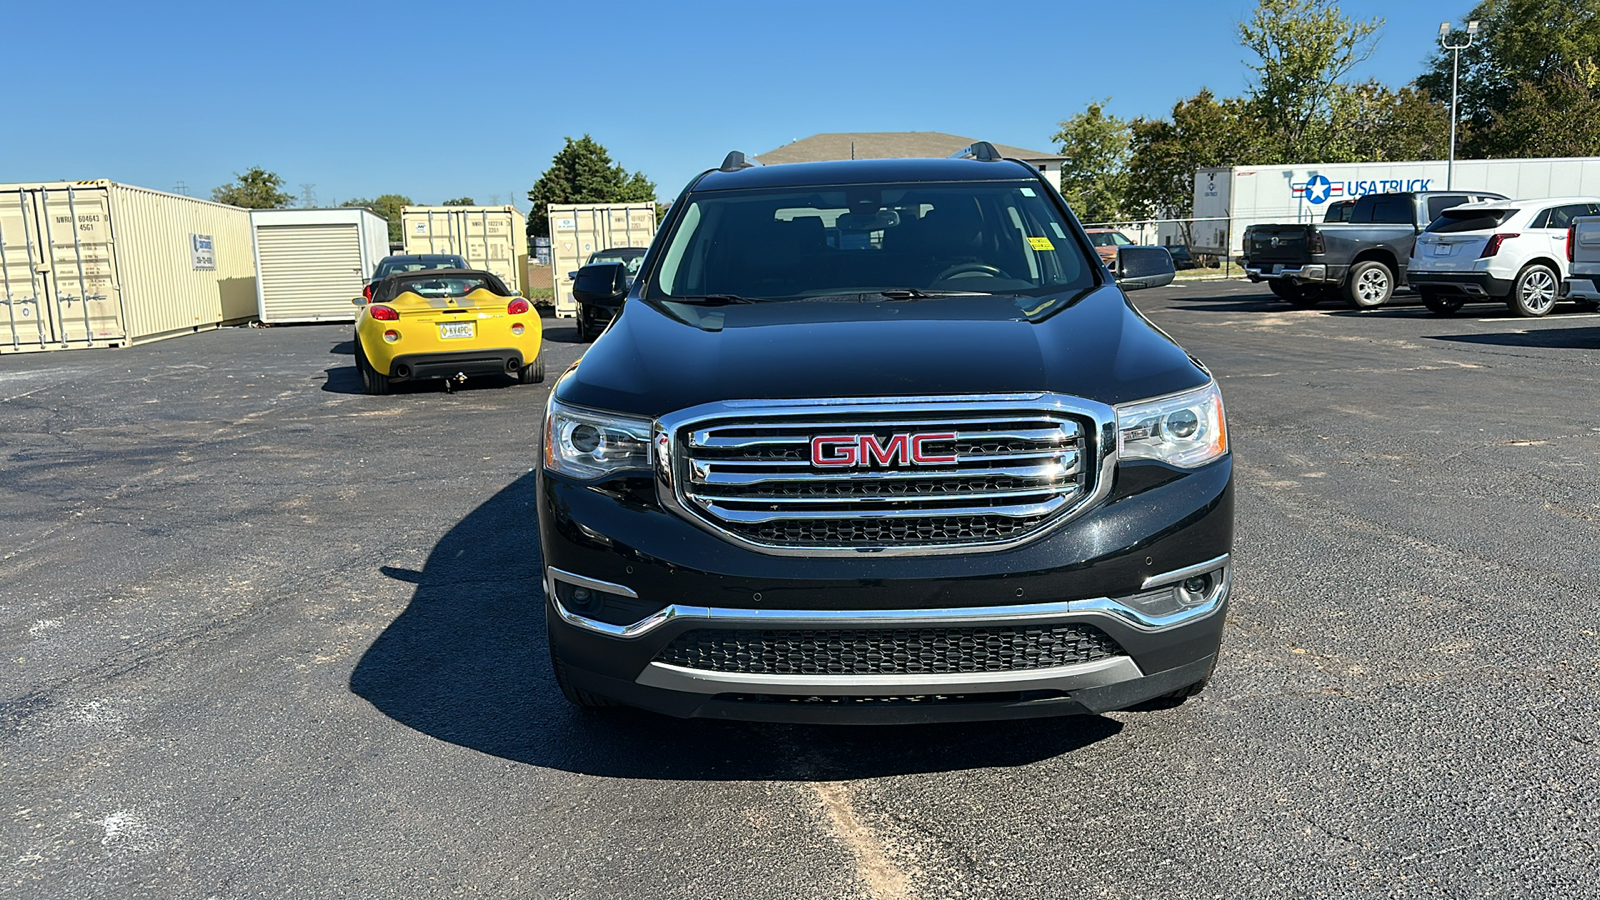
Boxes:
[1027,236,1055,251]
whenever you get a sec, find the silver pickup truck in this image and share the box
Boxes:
[1564,216,1600,308]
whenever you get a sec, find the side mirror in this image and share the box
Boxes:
[1115,246,1176,291]
[352,296,366,306]
[566,271,579,281]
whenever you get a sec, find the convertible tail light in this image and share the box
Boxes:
[369,305,400,321]
[1569,225,1577,263]
[362,283,373,301]
[1479,233,1518,258]
[507,298,530,315]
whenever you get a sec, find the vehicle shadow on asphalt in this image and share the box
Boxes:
[349,472,1125,780]
[1430,326,1600,350]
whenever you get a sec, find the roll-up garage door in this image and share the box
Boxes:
[256,223,365,324]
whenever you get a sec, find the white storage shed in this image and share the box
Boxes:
[251,208,389,324]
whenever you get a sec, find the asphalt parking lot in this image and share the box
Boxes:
[3,281,1598,899]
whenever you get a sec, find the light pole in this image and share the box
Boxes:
[1439,19,1480,190]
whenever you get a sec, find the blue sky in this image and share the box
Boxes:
[2,0,1474,209]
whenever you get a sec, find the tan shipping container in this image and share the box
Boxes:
[547,202,657,317]
[400,206,528,295]
[0,180,255,353]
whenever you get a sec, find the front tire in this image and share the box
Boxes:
[1344,261,1394,309]
[1508,263,1559,317]
[1420,289,1464,315]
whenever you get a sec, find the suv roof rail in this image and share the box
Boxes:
[949,141,1002,162]
[719,151,758,172]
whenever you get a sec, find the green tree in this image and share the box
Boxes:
[211,167,294,209]
[1125,89,1261,228]
[443,196,476,206]
[526,135,657,240]
[342,194,413,243]
[1239,0,1382,164]
[1051,100,1132,222]
[1326,82,1452,162]
[1476,62,1600,157]
[1418,0,1600,154]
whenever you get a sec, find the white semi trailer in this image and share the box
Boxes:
[1187,156,1600,259]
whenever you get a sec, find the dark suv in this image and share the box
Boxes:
[537,145,1231,723]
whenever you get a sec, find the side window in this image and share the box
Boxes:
[1550,204,1597,230]
[1369,196,1411,223]
[1529,209,1553,229]
[1427,195,1469,219]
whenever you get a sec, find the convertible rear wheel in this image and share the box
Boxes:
[518,357,545,384]
[355,342,390,396]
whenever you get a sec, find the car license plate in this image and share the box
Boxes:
[439,322,474,340]
[1431,243,1450,257]
[1270,264,1281,274]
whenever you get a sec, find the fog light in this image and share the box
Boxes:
[1177,572,1217,607]
[383,330,399,343]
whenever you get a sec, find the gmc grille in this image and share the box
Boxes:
[669,402,1097,551]
[656,624,1126,676]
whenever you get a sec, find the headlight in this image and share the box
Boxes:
[543,396,653,479]
[1116,382,1228,468]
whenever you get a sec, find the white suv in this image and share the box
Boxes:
[1409,197,1600,316]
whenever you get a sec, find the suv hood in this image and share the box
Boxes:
[557,286,1208,416]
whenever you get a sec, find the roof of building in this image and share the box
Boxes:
[693,157,1041,192]
[755,132,1065,166]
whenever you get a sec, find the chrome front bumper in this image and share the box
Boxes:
[544,556,1229,699]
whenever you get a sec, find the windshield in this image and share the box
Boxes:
[1087,231,1133,247]
[375,256,465,278]
[588,249,646,274]
[650,181,1095,301]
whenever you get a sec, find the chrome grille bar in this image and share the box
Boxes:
[658,396,1114,554]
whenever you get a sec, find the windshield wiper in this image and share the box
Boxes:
[878,288,996,300]
[670,293,759,305]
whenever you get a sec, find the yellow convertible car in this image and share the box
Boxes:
[353,268,544,395]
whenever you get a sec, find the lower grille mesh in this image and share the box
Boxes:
[656,624,1124,675]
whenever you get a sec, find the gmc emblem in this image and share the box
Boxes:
[810,433,957,467]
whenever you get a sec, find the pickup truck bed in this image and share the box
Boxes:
[1563,215,1600,307]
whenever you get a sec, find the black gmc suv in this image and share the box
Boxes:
[537,146,1232,723]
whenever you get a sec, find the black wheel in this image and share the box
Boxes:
[355,341,390,395]
[1267,280,1301,301]
[551,647,617,708]
[1420,289,1463,315]
[1344,261,1394,309]
[1508,263,1559,317]
[517,356,545,384]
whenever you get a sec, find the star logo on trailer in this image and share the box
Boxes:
[1292,174,1340,204]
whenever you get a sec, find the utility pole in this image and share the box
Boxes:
[300,184,317,208]
[1439,19,1480,190]
[173,181,188,196]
